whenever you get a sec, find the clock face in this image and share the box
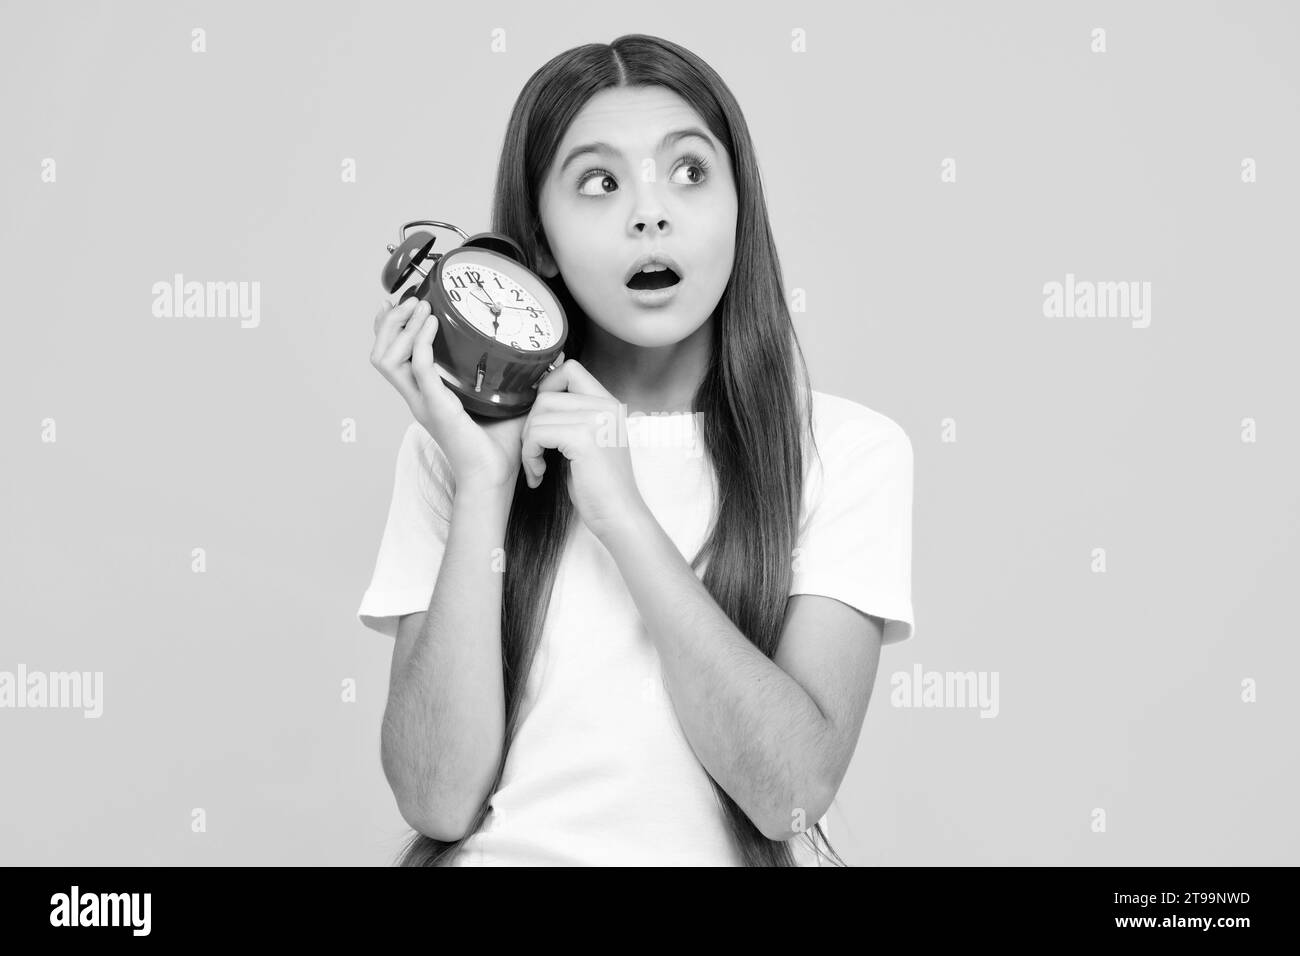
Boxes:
[440,254,561,352]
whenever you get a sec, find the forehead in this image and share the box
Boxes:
[558,85,706,152]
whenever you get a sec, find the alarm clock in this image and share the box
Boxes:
[381,219,568,419]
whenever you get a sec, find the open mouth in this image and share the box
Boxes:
[625,268,681,291]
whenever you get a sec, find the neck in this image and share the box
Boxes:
[579,315,714,415]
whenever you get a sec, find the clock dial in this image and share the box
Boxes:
[441,258,560,351]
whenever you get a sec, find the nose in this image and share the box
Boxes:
[629,178,670,236]
[633,216,668,235]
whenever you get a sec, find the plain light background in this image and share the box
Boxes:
[2,1,1297,865]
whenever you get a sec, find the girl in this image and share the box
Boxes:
[359,34,914,867]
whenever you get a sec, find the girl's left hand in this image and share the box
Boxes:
[521,359,647,541]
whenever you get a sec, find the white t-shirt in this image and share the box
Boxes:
[357,390,915,866]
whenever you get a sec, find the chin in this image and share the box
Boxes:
[605,310,709,348]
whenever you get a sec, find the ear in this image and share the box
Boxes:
[534,234,559,279]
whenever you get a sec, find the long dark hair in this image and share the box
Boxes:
[394,33,845,867]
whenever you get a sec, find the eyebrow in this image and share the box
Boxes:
[558,127,717,175]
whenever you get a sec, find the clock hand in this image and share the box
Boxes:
[466,289,504,338]
[477,287,516,341]
[465,286,537,314]
[465,299,538,313]
[473,276,501,309]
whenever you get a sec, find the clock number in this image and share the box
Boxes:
[529,336,540,349]
[533,324,545,333]
[447,274,467,289]
[467,270,482,284]
[494,276,504,289]
[527,307,539,319]
[448,288,462,302]
[512,289,523,302]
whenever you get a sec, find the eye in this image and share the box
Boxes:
[669,152,712,185]
[576,168,617,197]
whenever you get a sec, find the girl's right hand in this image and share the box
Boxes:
[370,297,553,493]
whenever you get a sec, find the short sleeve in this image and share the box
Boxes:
[356,421,456,638]
[789,421,915,645]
